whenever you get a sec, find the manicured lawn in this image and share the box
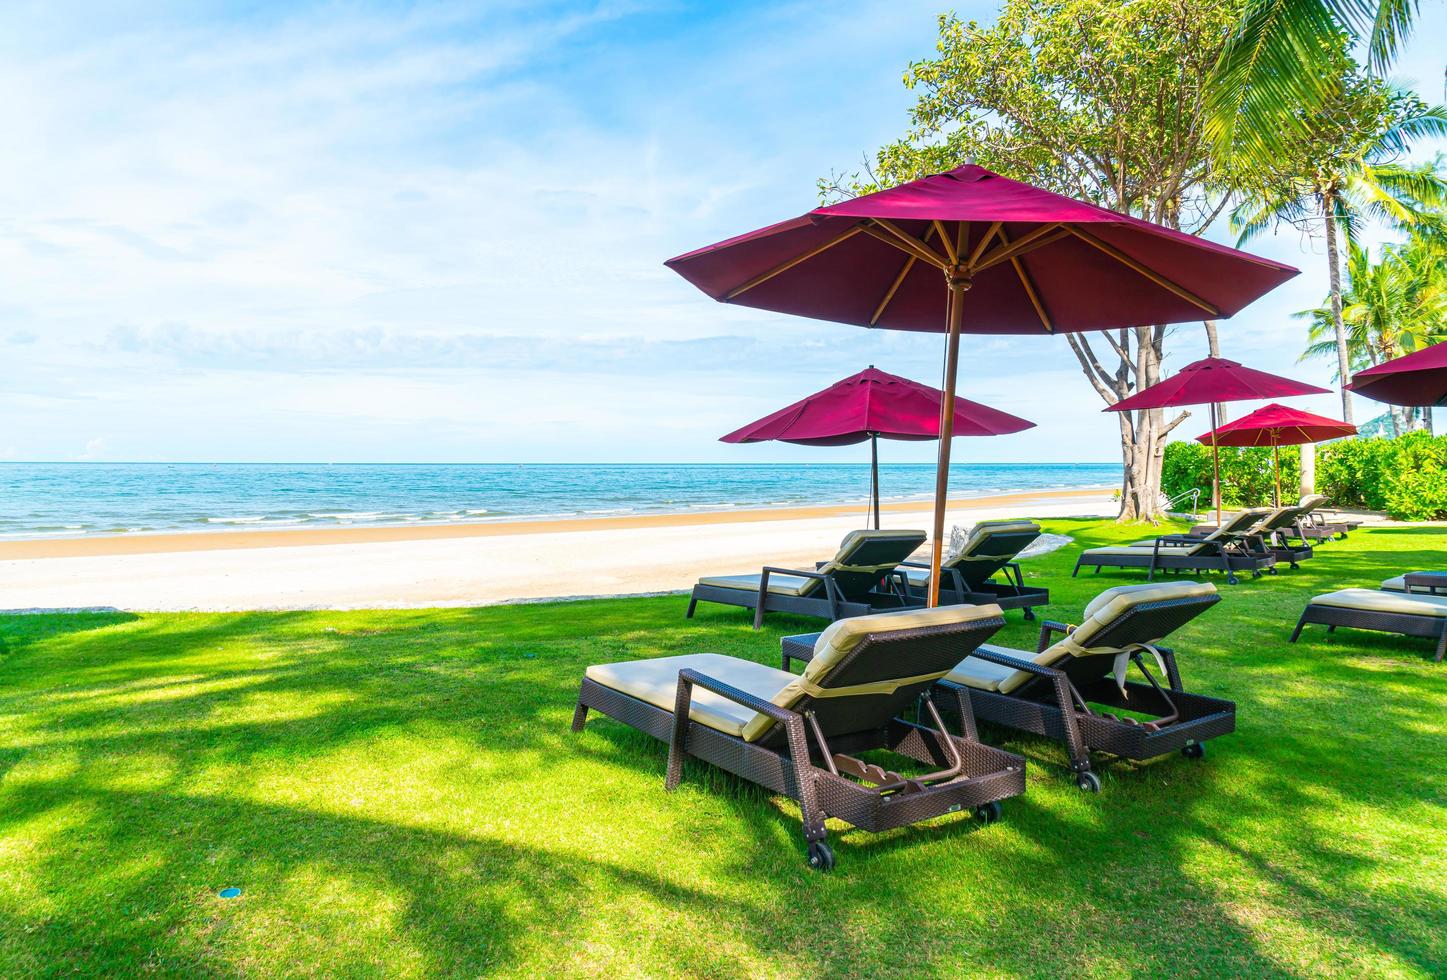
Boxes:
[2,520,1444,977]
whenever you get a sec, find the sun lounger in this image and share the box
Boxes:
[1072,509,1276,585]
[1189,505,1313,568]
[573,604,1027,869]
[1293,494,1360,542]
[686,529,925,629]
[1381,571,1447,595]
[894,519,1049,619]
[784,582,1232,792]
[1290,587,1447,661]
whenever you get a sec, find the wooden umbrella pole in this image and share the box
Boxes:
[1273,443,1281,509]
[870,433,880,530]
[929,270,969,608]
[1211,402,1222,526]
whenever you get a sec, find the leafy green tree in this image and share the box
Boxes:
[822,0,1247,521]
[1229,71,1447,423]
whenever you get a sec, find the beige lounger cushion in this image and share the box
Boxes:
[698,528,925,598]
[589,603,1004,741]
[696,572,816,596]
[1126,508,1271,548]
[910,521,1039,586]
[585,653,795,738]
[1086,544,1207,557]
[1309,588,1447,618]
[946,581,1217,694]
[1382,575,1406,592]
[1298,494,1327,510]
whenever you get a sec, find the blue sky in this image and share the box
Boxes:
[1,0,1443,464]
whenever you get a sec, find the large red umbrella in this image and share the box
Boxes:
[1108,357,1328,523]
[1348,341,1447,407]
[668,164,1298,604]
[1193,402,1357,507]
[723,366,1035,528]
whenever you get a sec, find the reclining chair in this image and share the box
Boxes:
[895,519,1049,619]
[1072,509,1276,585]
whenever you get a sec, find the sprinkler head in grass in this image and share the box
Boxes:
[218,887,241,899]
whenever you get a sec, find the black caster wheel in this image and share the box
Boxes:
[1182,742,1205,760]
[1075,771,1102,793]
[806,841,835,871]
[975,801,1002,824]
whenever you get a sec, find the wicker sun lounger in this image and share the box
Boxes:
[894,519,1050,619]
[686,529,925,629]
[1290,585,1447,661]
[783,582,1232,792]
[1293,494,1360,542]
[1190,505,1314,568]
[1381,570,1447,595]
[1072,509,1276,585]
[573,605,1027,869]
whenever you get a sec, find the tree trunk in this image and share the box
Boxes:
[1425,406,1435,435]
[1321,198,1353,424]
[1299,441,1315,500]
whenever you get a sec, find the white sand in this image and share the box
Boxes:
[0,490,1115,612]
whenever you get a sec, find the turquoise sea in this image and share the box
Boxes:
[0,463,1117,538]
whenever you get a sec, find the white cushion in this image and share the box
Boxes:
[1382,575,1406,592]
[696,572,815,596]
[1310,588,1447,618]
[585,653,793,738]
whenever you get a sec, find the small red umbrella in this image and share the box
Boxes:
[1193,402,1357,507]
[1107,357,1329,524]
[723,366,1035,528]
[668,164,1298,604]
[1348,340,1447,407]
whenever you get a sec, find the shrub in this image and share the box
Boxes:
[1160,441,1301,509]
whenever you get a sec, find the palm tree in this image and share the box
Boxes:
[1297,231,1447,431]
[1206,0,1422,159]
[1231,98,1447,422]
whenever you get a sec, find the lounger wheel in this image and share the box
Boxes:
[1075,771,1101,793]
[806,840,835,871]
[1181,742,1205,760]
[974,801,1002,824]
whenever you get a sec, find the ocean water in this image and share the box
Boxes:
[0,462,1118,538]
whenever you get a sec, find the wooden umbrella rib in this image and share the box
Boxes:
[966,221,1002,268]
[1065,227,1221,316]
[1011,256,1053,333]
[724,224,865,301]
[859,223,950,269]
[972,225,1068,273]
[869,225,939,325]
[933,220,958,265]
[868,219,951,269]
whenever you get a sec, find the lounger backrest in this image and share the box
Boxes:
[1173,509,1266,555]
[943,521,1041,585]
[743,603,1005,743]
[1023,582,1219,689]
[811,529,928,598]
[1254,505,1306,532]
[1298,494,1327,512]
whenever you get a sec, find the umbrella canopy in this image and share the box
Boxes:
[1193,402,1356,448]
[722,366,1034,445]
[1194,403,1357,507]
[723,366,1035,527]
[1108,357,1329,522]
[1348,341,1447,407]
[668,165,1298,604]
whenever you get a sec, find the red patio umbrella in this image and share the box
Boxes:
[668,164,1298,604]
[1348,340,1447,407]
[723,366,1035,528]
[1193,402,1357,507]
[1108,357,1329,524]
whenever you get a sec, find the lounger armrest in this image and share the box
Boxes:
[897,559,931,568]
[1036,620,1072,653]
[1404,572,1447,594]
[761,565,826,581]
[964,646,1063,678]
[675,668,801,725]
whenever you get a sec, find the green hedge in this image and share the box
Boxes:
[1318,431,1447,521]
[1161,433,1447,520]
[1160,442,1301,509]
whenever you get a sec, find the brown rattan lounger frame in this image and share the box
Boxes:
[1072,534,1275,585]
[1289,599,1447,662]
[573,616,1027,869]
[783,592,1236,792]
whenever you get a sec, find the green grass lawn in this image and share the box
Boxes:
[2,520,1444,977]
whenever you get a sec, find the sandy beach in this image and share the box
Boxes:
[0,486,1114,612]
